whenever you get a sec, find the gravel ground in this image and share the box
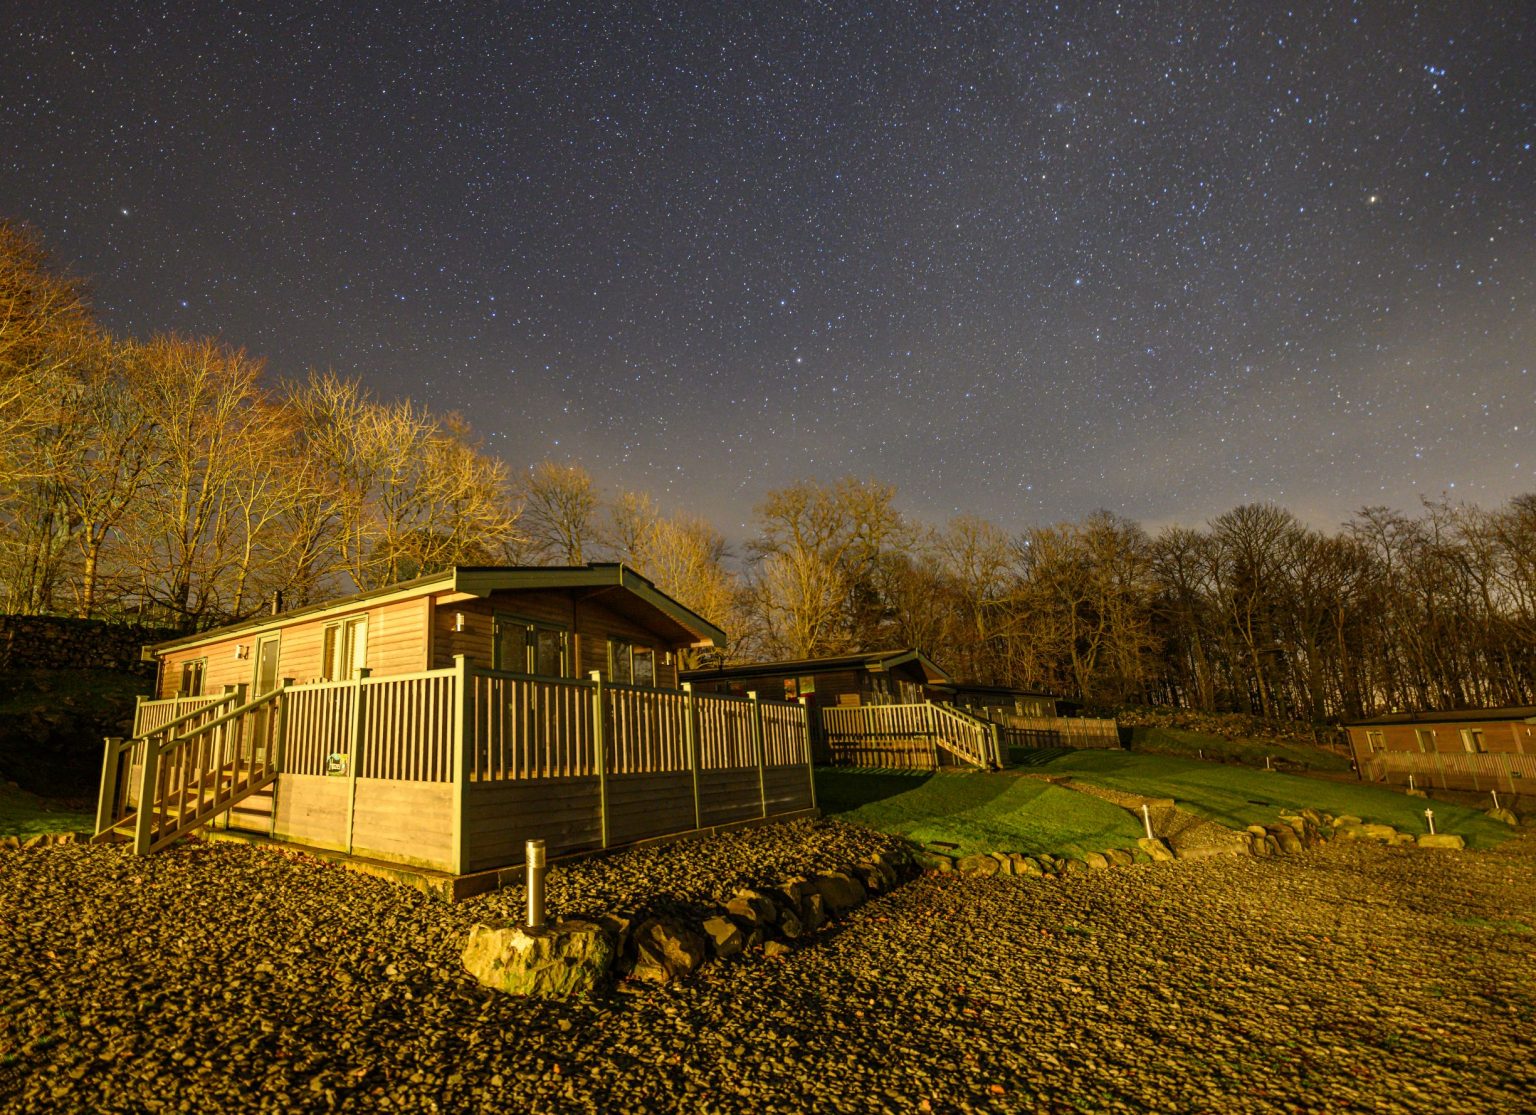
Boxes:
[3,823,1534,1113]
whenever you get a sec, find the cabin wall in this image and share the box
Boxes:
[429,590,683,687]
[1348,721,1533,757]
[154,596,431,700]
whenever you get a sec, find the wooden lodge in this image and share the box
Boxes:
[94,565,816,897]
[1345,706,1536,793]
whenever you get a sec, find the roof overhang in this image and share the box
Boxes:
[146,563,725,656]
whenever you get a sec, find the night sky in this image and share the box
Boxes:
[2,2,1531,538]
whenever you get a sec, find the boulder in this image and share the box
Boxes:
[913,852,955,873]
[1357,823,1398,843]
[631,917,707,983]
[763,940,792,958]
[461,920,614,998]
[702,915,744,958]
[1248,834,1270,857]
[1136,837,1175,863]
[1058,857,1088,874]
[1417,833,1466,851]
[726,889,778,927]
[1487,808,1519,826]
[956,855,1000,878]
[777,906,805,939]
[1,835,20,851]
[990,852,1015,875]
[1265,825,1304,855]
[1010,853,1042,875]
[1082,852,1110,870]
[1391,832,1418,846]
[813,871,867,913]
[800,892,828,931]
[1105,848,1134,868]
[1331,814,1363,828]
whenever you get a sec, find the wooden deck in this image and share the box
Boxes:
[100,657,817,878]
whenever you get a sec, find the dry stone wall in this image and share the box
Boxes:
[0,615,174,675]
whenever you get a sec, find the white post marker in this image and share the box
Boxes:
[1265,755,1273,771]
[1424,809,1436,836]
[1408,773,1416,792]
[1492,790,1500,811]
[1141,803,1154,840]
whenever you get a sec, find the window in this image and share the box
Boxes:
[1461,728,1486,754]
[1366,731,1385,754]
[322,616,368,680]
[495,614,568,677]
[607,638,656,686]
[1415,728,1436,754]
[177,658,206,697]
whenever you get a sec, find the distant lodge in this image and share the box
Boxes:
[1345,706,1536,793]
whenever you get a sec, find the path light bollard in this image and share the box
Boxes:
[1424,809,1436,836]
[1408,773,1417,792]
[1141,803,1154,840]
[526,838,547,930]
[1492,790,1500,811]
[1265,755,1273,771]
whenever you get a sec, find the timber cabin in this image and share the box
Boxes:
[94,565,816,898]
[1345,706,1536,794]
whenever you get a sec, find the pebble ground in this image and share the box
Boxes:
[2,821,1533,1113]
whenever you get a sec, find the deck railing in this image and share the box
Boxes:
[1360,749,1536,793]
[111,657,816,869]
[820,702,998,769]
[972,710,1121,751]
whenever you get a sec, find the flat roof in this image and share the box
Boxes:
[1346,706,1536,727]
[147,563,725,655]
[683,648,952,686]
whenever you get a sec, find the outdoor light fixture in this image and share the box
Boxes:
[454,612,466,632]
[235,644,249,660]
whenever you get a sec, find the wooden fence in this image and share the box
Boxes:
[819,702,997,769]
[975,711,1122,752]
[122,657,815,876]
[1359,750,1536,793]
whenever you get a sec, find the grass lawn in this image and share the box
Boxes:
[1032,749,1512,850]
[815,767,1146,857]
[1128,725,1353,771]
[0,783,93,837]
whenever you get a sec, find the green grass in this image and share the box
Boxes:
[1451,915,1534,935]
[1129,725,1352,771]
[815,767,1146,857]
[1036,750,1512,849]
[0,783,92,837]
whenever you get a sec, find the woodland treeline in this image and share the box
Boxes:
[3,219,1532,722]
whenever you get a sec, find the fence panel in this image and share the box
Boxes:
[283,682,354,777]
[693,693,758,769]
[606,683,690,774]
[1366,750,1536,792]
[467,671,596,781]
[361,671,456,782]
[760,701,810,767]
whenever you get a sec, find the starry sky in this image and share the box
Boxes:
[1,1,1531,538]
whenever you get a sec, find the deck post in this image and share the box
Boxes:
[344,668,370,853]
[269,679,293,838]
[800,698,817,812]
[96,737,123,836]
[132,734,161,855]
[683,682,701,830]
[749,691,766,818]
[591,671,609,848]
[451,655,470,875]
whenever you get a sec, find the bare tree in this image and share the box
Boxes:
[521,460,601,565]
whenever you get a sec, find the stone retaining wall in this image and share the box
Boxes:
[0,615,174,675]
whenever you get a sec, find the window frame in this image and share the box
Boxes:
[606,637,657,687]
[177,657,207,698]
[321,615,368,681]
[494,612,570,678]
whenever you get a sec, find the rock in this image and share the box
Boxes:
[1136,837,1175,863]
[777,906,804,939]
[813,871,867,914]
[631,917,707,983]
[1332,823,1361,841]
[1249,834,1270,857]
[1082,852,1110,870]
[1265,825,1303,855]
[1129,848,1151,864]
[913,852,954,873]
[21,834,45,849]
[701,915,744,958]
[1405,788,1428,798]
[1357,823,1398,843]
[1059,858,1088,874]
[1,835,20,851]
[1010,853,1042,875]
[1487,808,1518,826]
[1332,814,1363,828]
[1417,833,1466,851]
[800,892,828,931]
[1245,825,1269,838]
[990,852,1014,875]
[763,940,792,958]
[870,849,906,883]
[852,862,885,891]
[726,889,779,927]
[1105,849,1134,868]
[461,920,615,998]
[1391,832,1418,846]
[956,854,1001,878]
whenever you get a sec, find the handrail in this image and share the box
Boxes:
[150,687,283,755]
[139,691,242,741]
